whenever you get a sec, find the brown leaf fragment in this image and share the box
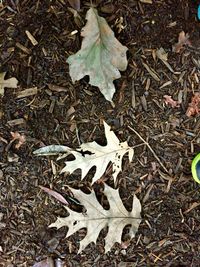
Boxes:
[39,186,69,206]
[0,72,18,95]
[186,93,200,117]
[10,131,26,149]
[172,31,191,53]
[68,0,80,10]
[164,95,180,108]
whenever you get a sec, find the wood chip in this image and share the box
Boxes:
[16,87,38,98]
[66,106,75,117]
[16,42,31,54]
[25,30,38,46]
[48,84,68,92]
[140,95,147,111]
[132,81,136,109]
[49,98,56,113]
[142,62,160,81]
[7,118,26,126]
[159,81,172,89]
[140,0,152,3]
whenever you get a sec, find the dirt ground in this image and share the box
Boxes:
[1,0,200,266]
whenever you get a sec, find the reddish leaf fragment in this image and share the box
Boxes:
[10,131,26,149]
[68,0,80,10]
[164,95,180,108]
[39,186,69,206]
[173,31,191,53]
[186,93,200,117]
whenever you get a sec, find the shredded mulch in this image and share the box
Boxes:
[1,0,200,266]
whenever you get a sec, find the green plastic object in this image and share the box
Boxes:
[191,153,200,184]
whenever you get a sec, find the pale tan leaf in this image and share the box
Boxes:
[67,8,128,102]
[34,121,133,184]
[0,72,18,95]
[49,184,141,253]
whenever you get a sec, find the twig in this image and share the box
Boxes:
[128,125,169,174]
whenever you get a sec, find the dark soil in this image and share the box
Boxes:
[1,0,200,266]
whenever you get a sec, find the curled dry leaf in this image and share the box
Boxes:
[67,8,128,102]
[0,72,18,96]
[49,184,142,253]
[34,121,133,184]
[10,131,26,149]
[172,31,191,53]
[164,95,180,108]
[186,93,200,117]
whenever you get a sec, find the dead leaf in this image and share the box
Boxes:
[172,31,191,53]
[10,131,26,149]
[186,93,200,117]
[33,257,54,267]
[49,184,142,253]
[163,95,180,108]
[0,72,18,96]
[67,8,128,102]
[34,121,133,184]
[39,186,69,206]
[68,0,80,10]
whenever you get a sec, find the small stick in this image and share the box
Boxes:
[128,125,169,174]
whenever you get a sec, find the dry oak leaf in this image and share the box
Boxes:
[0,72,18,95]
[172,31,191,53]
[186,93,200,117]
[164,95,180,108]
[34,121,133,184]
[49,184,142,253]
[67,8,128,102]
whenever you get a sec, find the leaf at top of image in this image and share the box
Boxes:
[49,184,142,253]
[34,121,134,184]
[0,72,18,96]
[67,8,128,102]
